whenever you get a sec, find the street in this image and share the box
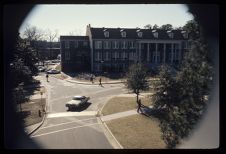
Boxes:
[30,73,126,149]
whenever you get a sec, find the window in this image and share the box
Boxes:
[74,41,78,48]
[112,41,119,49]
[65,50,70,60]
[122,51,127,60]
[137,32,143,38]
[168,33,174,38]
[121,41,127,49]
[104,31,109,38]
[153,32,158,38]
[153,51,160,63]
[112,51,119,60]
[129,51,135,60]
[95,41,102,49]
[121,31,126,38]
[103,52,110,61]
[103,41,110,49]
[65,41,69,48]
[95,51,102,61]
[83,41,88,47]
[128,41,135,49]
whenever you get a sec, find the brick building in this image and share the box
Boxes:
[60,24,190,73]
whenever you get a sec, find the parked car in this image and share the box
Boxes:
[38,66,46,72]
[66,96,90,111]
[46,69,60,74]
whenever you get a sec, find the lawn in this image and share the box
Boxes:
[105,114,166,149]
[17,98,46,127]
[101,96,152,116]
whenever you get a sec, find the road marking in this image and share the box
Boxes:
[39,117,97,130]
[31,122,99,138]
[47,111,97,118]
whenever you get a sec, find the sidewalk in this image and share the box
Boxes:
[100,105,154,122]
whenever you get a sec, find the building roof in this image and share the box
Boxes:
[60,36,89,40]
[90,27,188,40]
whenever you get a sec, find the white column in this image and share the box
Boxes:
[147,43,150,62]
[155,43,158,63]
[171,43,174,64]
[163,43,166,63]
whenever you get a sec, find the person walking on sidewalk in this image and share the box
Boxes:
[137,99,143,113]
[99,77,102,86]
[46,73,49,82]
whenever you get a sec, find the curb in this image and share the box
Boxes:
[27,86,48,136]
[96,96,123,149]
[55,72,126,85]
[66,79,124,85]
[98,117,123,149]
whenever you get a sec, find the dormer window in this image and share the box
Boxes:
[121,31,126,38]
[104,31,109,38]
[153,32,158,38]
[138,32,143,38]
[152,30,158,38]
[170,33,174,38]
[181,31,188,39]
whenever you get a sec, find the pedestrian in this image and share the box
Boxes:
[38,110,42,117]
[137,99,143,113]
[46,73,49,82]
[90,75,94,84]
[99,77,102,86]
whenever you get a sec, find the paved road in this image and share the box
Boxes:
[30,73,126,149]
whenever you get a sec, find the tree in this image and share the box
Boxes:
[183,20,200,40]
[23,24,44,42]
[152,21,213,148]
[45,29,58,59]
[160,24,173,31]
[153,24,159,30]
[125,63,149,104]
[144,24,152,29]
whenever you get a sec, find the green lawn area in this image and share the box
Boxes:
[106,114,166,149]
[101,96,152,116]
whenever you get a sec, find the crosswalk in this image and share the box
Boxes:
[46,111,97,118]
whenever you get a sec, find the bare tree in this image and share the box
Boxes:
[45,29,58,60]
[45,29,58,43]
[23,24,44,41]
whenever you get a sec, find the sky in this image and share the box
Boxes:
[19,4,194,41]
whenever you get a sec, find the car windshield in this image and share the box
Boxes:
[73,96,84,100]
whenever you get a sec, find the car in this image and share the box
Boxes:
[66,95,90,111]
[46,69,60,74]
[38,66,46,72]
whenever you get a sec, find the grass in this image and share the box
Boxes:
[18,98,46,127]
[106,114,166,149]
[101,96,152,116]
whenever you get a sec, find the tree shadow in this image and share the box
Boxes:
[67,102,92,112]
[140,105,165,119]
[17,111,31,119]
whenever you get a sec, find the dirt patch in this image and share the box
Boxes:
[101,96,152,116]
[106,114,166,149]
[17,98,46,127]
